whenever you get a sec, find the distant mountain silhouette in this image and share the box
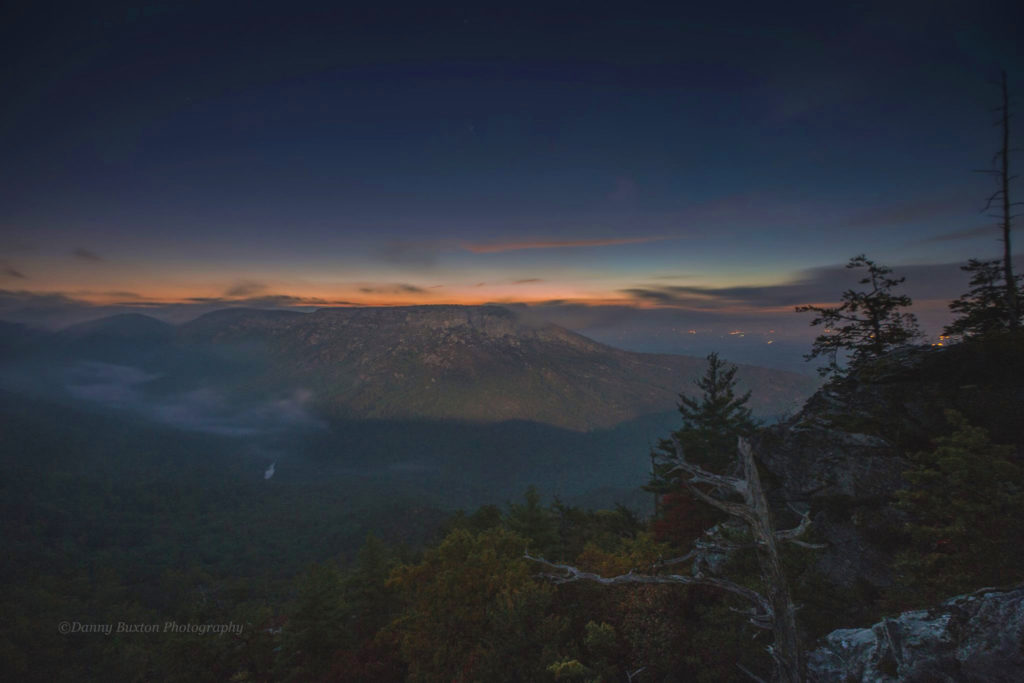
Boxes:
[0,320,42,358]
[60,313,175,344]
[40,313,174,363]
[172,305,816,430]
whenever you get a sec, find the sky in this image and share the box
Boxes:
[1,1,1022,365]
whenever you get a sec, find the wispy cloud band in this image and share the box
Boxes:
[461,236,667,253]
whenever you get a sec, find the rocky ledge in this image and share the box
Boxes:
[808,585,1024,682]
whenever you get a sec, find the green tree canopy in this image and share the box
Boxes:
[388,527,565,682]
[896,410,1024,605]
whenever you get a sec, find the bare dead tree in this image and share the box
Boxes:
[978,70,1021,330]
[527,437,822,683]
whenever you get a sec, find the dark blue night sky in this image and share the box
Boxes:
[2,1,1022,355]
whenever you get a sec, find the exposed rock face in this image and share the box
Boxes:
[808,586,1024,682]
[755,339,1024,592]
[756,392,908,589]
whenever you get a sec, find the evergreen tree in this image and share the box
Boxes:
[945,258,1024,338]
[646,353,758,544]
[279,562,352,678]
[344,535,400,641]
[895,411,1024,605]
[506,485,559,556]
[796,254,921,377]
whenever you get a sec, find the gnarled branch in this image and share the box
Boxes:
[526,437,817,683]
[524,554,773,619]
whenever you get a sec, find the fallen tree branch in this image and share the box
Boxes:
[524,554,773,620]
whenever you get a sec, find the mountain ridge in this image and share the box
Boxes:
[172,305,816,430]
[3,305,818,431]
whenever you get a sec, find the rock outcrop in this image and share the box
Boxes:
[755,338,1024,593]
[808,585,1024,682]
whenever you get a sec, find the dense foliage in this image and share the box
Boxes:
[895,411,1024,606]
[4,335,1023,680]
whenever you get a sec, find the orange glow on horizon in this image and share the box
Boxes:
[57,284,643,310]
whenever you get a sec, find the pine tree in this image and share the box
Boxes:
[945,258,1024,338]
[507,486,559,556]
[796,255,921,377]
[649,352,757,479]
[280,562,351,677]
[646,353,758,545]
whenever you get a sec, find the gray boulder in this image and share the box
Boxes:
[807,586,1024,682]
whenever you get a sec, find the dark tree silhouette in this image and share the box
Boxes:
[970,69,1020,331]
[646,353,758,544]
[796,255,921,377]
[945,258,1024,337]
[648,352,757,479]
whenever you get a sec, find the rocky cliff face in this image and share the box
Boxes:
[754,338,1024,594]
[808,585,1024,682]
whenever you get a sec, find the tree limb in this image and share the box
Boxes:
[523,554,773,616]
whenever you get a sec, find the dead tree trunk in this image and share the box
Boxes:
[981,70,1020,330]
[998,71,1019,330]
[527,437,820,683]
[735,438,803,683]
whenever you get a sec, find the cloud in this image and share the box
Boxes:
[461,236,666,253]
[651,273,698,281]
[64,361,324,436]
[358,283,427,294]
[102,291,145,300]
[918,224,1009,243]
[843,195,973,229]
[71,247,104,262]
[225,280,268,297]
[374,241,440,268]
[618,259,989,312]
[621,282,811,309]
[513,278,543,284]
[185,294,355,307]
[2,263,27,279]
